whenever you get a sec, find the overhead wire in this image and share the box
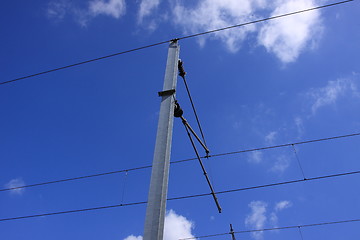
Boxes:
[0,0,353,86]
[167,169,360,201]
[1,168,360,222]
[176,0,353,41]
[0,41,169,86]
[292,144,307,180]
[208,132,360,159]
[0,165,151,193]
[0,201,147,222]
[180,218,360,239]
[120,171,128,204]
[1,131,359,193]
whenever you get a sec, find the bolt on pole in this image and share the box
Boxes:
[143,40,180,240]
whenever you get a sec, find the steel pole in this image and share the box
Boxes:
[143,40,180,240]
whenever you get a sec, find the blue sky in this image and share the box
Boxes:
[1,0,360,239]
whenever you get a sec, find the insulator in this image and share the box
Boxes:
[174,102,183,118]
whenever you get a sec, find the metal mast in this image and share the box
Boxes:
[143,40,180,240]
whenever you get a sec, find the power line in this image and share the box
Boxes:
[208,132,360,159]
[0,41,169,86]
[1,131,359,193]
[168,169,360,201]
[0,201,147,222]
[0,165,151,193]
[180,218,360,239]
[1,168,359,222]
[0,0,353,86]
[176,0,353,41]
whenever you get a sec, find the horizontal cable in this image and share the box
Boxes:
[1,168,359,222]
[0,0,353,86]
[0,201,147,222]
[1,132,359,193]
[181,218,360,239]
[177,0,353,41]
[0,41,168,86]
[208,132,360,159]
[0,165,152,192]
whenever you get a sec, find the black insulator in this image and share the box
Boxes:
[174,102,183,118]
[178,60,186,77]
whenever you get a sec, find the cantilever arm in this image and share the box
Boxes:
[182,121,222,213]
[180,116,210,154]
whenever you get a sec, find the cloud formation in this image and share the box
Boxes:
[4,178,25,195]
[124,235,142,240]
[270,200,293,227]
[89,0,126,19]
[274,200,292,211]
[258,0,322,63]
[270,155,290,173]
[308,77,359,114]
[265,131,278,145]
[164,210,194,240]
[46,0,70,22]
[47,0,126,26]
[123,209,194,240]
[171,0,322,63]
[248,151,263,164]
[246,200,292,239]
[46,0,325,63]
[138,0,160,23]
[173,0,266,52]
[245,201,267,240]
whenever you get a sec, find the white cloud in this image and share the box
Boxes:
[172,0,323,63]
[245,201,267,240]
[46,0,126,26]
[47,0,69,22]
[89,0,126,18]
[248,151,263,164]
[123,210,194,240]
[258,0,323,63]
[5,178,25,195]
[138,0,160,23]
[265,131,277,145]
[164,210,194,240]
[173,0,267,52]
[274,200,292,211]
[294,116,305,137]
[270,201,292,227]
[124,235,143,240]
[308,78,359,114]
[270,155,290,173]
[246,200,292,238]
[269,212,278,227]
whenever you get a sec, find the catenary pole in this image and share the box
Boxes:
[143,40,180,240]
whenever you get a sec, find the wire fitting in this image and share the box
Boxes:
[178,60,186,78]
[158,89,176,97]
[174,101,184,118]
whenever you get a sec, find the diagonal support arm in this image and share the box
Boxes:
[182,120,222,213]
[180,116,210,155]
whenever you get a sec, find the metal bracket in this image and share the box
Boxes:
[158,89,176,97]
